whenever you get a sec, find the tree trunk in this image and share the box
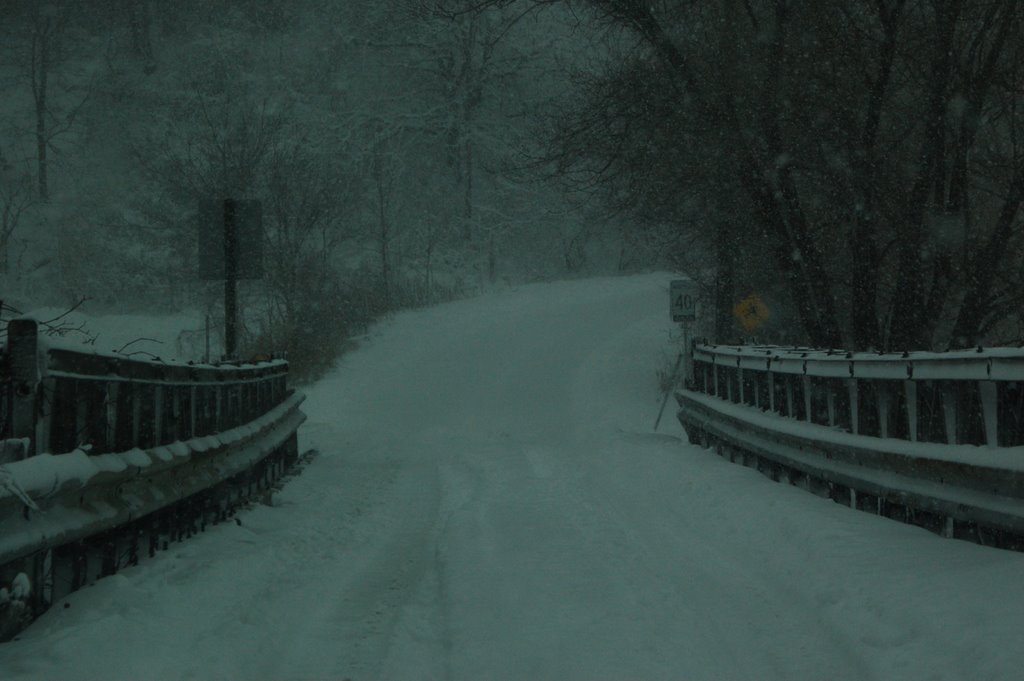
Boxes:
[853,9,903,348]
[736,155,842,348]
[128,0,157,73]
[31,21,50,202]
[714,223,735,342]
[487,234,496,284]
[948,170,1024,345]
[36,112,47,202]
[464,135,473,224]
[887,0,961,350]
[373,139,391,309]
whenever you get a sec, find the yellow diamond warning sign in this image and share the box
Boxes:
[733,293,770,332]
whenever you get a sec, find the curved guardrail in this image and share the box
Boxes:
[677,343,1024,550]
[0,318,305,640]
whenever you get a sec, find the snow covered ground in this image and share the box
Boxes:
[17,306,211,361]
[2,273,1024,680]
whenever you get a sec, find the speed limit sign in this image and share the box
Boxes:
[670,280,698,322]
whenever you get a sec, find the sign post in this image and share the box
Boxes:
[223,199,239,359]
[198,199,263,361]
[656,279,700,430]
[670,279,699,385]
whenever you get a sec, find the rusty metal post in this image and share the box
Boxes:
[847,378,859,434]
[904,380,918,442]
[190,385,197,439]
[802,375,813,423]
[980,380,998,447]
[8,318,40,458]
[224,199,239,360]
[105,382,119,453]
[786,376,795,417]
[876,382,891,438]
[153,385,164,446]
[941,383,958,444]
[131,383,142,448]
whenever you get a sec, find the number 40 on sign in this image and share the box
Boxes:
[670,280,698,322]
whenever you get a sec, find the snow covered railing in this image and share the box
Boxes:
[687,343,1024,447]
[3,317,290,462]
[0,318,304,640]
[677,344,1024,550]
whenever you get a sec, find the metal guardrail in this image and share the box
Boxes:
[0,318,305,640]
[677,343,1024,551]
[687,344,1024,446]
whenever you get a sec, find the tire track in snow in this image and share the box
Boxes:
[6,274,1021,680]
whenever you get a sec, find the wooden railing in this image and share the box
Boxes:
[0,318,305,640]
[677,343,1024,551]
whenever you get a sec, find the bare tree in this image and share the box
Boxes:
[0,152,36,273]
[483,0,1024,350]
[10,1,94,201]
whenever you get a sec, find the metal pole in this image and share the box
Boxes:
[223,199,238,360]
[654,352,684,431]
[681,321,692,388]
[8,318,39,459]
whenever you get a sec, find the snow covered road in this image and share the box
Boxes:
[3,274,1024,680]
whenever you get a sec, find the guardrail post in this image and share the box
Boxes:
[153,385,164,446]
[802,375,813,423]
[904,380,918,442]
[133,384,145,447]
[176,387,185,440]
[105,382,118,453]
[167,387,178,443]
[980,380,998,447]
[826,381,836,427]
[876,382,890,438]
[767,372,775,412]
[786,376,795,417]
[847,379,859,434]
[232,383,239,427]
[8,318,39,459]
[74,385,89,450]
[189,385,198,439]
[941,384,958,444]
[212,382,221,430]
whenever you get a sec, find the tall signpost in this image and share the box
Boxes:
[224,199,239,359]
[670,279,699,385]
[198,199,263,361]
[656,279,700,430]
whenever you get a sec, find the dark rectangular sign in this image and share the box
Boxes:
[197,199,264,280]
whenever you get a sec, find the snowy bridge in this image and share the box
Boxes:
[677,343,1024,549]
[0,276,1022,680]
[0,318,304,641]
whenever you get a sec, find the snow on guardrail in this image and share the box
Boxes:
[0,318,305,641]
[678,343,1024,551]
